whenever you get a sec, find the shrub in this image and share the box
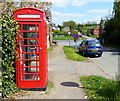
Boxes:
[1,14,19,97]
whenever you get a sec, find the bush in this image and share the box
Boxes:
[1,14,19,97]
[53,30,67,37]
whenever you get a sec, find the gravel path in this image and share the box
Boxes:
[16,45,111,99]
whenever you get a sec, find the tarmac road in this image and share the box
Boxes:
[89,46,120,79]
[57,40,120,79]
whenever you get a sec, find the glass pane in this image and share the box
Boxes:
[20,39,38,45]
[20,54,39,60]
[20,46,40,53]
[22,74,40,80]
[22,68,40,73]
[21,24,38,31]
[20,32,38,38]
[23,61,39,66]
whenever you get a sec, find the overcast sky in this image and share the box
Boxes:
[42,0,114,25]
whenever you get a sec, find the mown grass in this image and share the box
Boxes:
[63,46,87,61]
[80,75,120,100]
[89,34,98,38]
[53,36,74,40]
[53,36,87,40]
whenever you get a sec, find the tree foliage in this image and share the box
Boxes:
[63,21,77,30]
[1,13,19,98]
[103,1,120,44]
[61,21,97,35]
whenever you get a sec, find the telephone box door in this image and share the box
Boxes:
[16,22,42,88]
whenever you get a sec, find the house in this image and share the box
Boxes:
[91,26,102,36]
[52,24,60,30]
[62,27,70,32]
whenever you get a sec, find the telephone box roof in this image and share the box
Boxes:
[14,7,45,13]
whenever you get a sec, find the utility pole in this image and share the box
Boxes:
[67,31,71,47]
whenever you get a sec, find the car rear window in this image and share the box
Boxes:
[88,40,101,46]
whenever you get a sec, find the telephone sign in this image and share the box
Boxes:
[18,14,40,18]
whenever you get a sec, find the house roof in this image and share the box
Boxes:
[91,26,100,30]
[91,27,96,29]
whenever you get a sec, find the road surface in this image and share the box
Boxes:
[90,47,120,79]
[57,40,120,79]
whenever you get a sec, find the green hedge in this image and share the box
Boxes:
[1,14,19,97]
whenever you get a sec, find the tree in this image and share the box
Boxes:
[63,21,77,31]
[77,24,83,32]
[102,1,120,44]
[58,25,64,31]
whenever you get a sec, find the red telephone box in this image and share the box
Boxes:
[14,7,47,88]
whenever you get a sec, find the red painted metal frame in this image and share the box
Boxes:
[14,8,47,88]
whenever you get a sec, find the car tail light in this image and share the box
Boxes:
[85,46,88,49]
[101,46,103,49]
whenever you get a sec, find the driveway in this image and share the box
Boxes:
[16,45,111,99]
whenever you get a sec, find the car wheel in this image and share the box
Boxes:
[79,50,82,54]
[83,51,86,56]
[98,54,102,57]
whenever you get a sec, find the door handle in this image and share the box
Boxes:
[40,47,42,51]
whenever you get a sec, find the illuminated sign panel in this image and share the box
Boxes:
[18,14,40,18]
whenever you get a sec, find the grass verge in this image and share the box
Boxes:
[53,36,87,40]
[89,34,98,38]
[80,75,120,100]
[48,47,53,55]
[53,36,74,40]
[63,46,87,61]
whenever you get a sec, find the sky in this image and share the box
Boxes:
[42,0,114,25]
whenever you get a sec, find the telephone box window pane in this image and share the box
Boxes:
[20,54,34,59]
[20,46,40,53]
[20,46,36,52]
[23,74,40,80]
[20,39,38,45]
[24,61,39,66]
[20,32,38,38]
[20,54,39,60]
[21,24,38,31]
[22,68,40,73]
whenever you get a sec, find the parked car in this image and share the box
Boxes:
[78,39,103,57]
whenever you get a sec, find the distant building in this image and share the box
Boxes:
[52,24,60,30]
[87,21,97,24]
[90,18,105,43]
[91,26,102,36]
[62,27,70,32]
